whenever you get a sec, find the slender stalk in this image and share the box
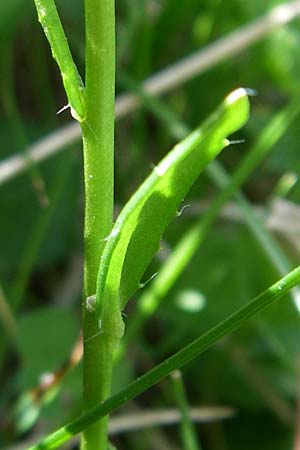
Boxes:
[34,0,85,120]
[171,370,202,450]
[29,265,300,450]
[81,1,115,449]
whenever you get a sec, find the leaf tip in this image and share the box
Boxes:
[223,87,251,132]
[225,88,248,106]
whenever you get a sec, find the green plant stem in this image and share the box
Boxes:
[171,370,202,450]
[34,0,85,120]
[29,265,300,450]
[81,1,115,450]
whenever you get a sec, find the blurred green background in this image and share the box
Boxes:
[1,1,300,449]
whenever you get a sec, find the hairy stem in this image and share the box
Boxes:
[81,0,115,449]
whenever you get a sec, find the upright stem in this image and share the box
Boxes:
[81,1,115,449]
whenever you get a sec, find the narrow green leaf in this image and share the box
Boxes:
[33,0,85,121]
[29,265,300,450]
[96,89,250,325]
[113,97,300,361]
[119,73,300,311]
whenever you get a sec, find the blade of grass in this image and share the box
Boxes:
[171,370,202,450]
[29,265,300,450]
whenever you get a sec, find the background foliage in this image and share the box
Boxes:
[1,1,300,449]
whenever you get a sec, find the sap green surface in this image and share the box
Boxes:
[96,89,250,326]
[34,0,85,121]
